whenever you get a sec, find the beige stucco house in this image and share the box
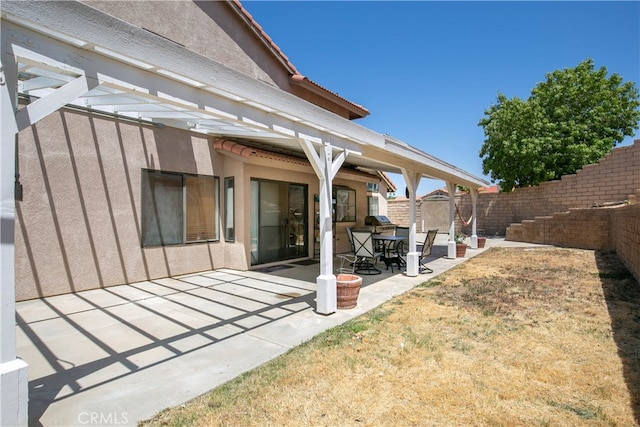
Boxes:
[1,2,488,422]
[8,0,396,302]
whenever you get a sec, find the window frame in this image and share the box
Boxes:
[141,169,220,247]
[224,176,235,242]
[334,186,356,222]
[367,195,379,216]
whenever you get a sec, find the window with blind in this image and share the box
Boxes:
[367,195,379,216]
[141,170,219,246]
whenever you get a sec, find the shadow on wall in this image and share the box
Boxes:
[595,250,640,425]
[16,109,218,300]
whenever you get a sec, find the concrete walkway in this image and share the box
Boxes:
[16,237,544,426]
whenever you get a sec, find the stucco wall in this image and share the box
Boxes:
[15,107,386,301]
[81,0,290,89]
[15,109,231,301]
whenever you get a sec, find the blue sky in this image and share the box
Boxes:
[243,1,640,195]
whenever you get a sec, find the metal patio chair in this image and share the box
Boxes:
[337,227,358,274]
[417,229,439,274]
[351,230,383,275]
[388,226,410,259]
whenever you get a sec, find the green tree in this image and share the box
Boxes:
[479,59,640,191]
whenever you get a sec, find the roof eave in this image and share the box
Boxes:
[290,74,370,120]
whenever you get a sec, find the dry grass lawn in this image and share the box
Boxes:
[142,247,639,427]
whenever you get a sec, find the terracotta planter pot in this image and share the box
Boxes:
[336,274,362,309]
[456,243,467,258]
[477,236,486,248]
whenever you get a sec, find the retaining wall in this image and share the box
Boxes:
[388,140,640,281]
[455,140,640,236]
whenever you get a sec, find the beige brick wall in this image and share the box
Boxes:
[390,141,639,281]
[506,208,613,250]
[388,197,448,232]
[611,200,640,283]
[455,140,640,236]
[387,198,415,227]
[506,202,639,283]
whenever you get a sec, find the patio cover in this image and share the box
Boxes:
[1,3,487,423]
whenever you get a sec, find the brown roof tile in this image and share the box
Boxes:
[229,0,369,118]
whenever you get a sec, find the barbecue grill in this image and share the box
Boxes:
[364,215,397,234]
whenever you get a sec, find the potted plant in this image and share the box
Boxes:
[336,273,362,309]
[477,234,487,249]
[455,233,467,258]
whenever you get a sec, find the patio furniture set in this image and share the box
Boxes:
[338,227,439,275]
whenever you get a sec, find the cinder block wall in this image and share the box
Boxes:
[507,208,613,250]
[611,200,640,283]
[506,201,639,283]
[388,141,639,281]
[456,140,640,236]
[387,198,416,227]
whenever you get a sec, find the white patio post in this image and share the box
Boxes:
[0,52,29,427]
[446,181,457,258]
[402,169,421,276]
[470,188,478,249]
[300,139,346,315]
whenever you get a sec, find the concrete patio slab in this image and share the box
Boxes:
[16,237,549,426]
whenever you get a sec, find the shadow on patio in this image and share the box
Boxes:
[16,234,488,426]
[17,270,318,426]
[595,250,640,425]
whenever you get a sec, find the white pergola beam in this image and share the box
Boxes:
[19,76,67,92]
[4,13,489,189]
[300,139,324,178]
[3,2,384,151]
[15,74,98,131]
[79,93,153,106]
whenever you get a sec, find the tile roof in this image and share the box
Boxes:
[290,74,369,118]
[229,0,369,118]
[378,171,397,192]
[213,138,382,180]
[229,0,300,75]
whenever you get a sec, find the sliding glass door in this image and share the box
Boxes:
[250,179,307,265]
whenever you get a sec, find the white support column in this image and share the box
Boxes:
[446,181,457,259]
[470,189,478,249]
[1,54,29,427]
[300,140,345,315]
[402,169,421,276]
